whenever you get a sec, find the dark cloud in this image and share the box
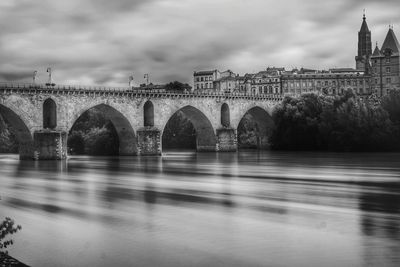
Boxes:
[0,0,399,86]
[0,71,32,81]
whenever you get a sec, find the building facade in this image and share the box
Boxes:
[193,70,219,91]
[281,70,370,96]
[246,68,283,95]
[371,27,400,96]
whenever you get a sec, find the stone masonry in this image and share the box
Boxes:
[0,84,281,159]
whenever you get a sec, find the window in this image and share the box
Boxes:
[386,58,391,63]
[341,81,345,86]
[387,78,392,84]
[205,83,208,88]
[201,77,204,81]
[325,81,328,86]
[196,84,199,89]
[205,77,208,81]
[332,81,336,86]
[375,79,378,84]
[302,82,306,87]
[347,81,351,86]
[209,83,212,88]
[386,67,391,73]
[353,81,357,86]
[196,77,199,82]
[359,80,363,86]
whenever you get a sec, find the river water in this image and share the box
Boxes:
[0,151,399,267]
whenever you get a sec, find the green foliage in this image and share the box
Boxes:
[162,111,196,149]
[0,217,21,254]
[270,90,399,151]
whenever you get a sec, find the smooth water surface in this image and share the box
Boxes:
[1,151,400,267]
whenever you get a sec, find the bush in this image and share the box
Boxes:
[0,218,21,255]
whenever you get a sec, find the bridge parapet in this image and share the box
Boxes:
[0,83,283,101]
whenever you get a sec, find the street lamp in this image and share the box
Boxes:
[129,74,134,87]
[33,70,37,84]
[46,67,55,86]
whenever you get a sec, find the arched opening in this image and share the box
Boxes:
[43,98,57,129]
[144,101,154,127]
[237,107,274,149]
[68,104,136,156]
[162,106,216,152]
[0,104,33,158]
[221,103,230,127]
[162,111,196,150]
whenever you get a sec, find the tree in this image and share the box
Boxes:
[165,81,191,92]
[0,114,18,153]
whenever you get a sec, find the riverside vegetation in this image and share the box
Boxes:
[1,89,400,153]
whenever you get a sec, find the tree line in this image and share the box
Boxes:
[270,90,400,151]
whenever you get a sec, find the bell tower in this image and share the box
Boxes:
[355,11,372,72]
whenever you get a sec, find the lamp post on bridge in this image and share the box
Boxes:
[33,70,37,84]
[129,74,134,88]
[46,67,55,86]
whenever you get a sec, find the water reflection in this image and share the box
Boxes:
[0,152,399,267]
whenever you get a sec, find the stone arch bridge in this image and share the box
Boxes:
[0,83,282,160]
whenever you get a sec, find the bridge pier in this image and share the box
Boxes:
[137,127,161,155]
[33,130,68,160]
[216,128,237,152]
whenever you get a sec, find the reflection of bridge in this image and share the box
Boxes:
[0,83,282,160]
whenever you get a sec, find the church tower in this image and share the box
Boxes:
[355,12,372,72]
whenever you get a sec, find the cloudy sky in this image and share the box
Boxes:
[0,0,399,86]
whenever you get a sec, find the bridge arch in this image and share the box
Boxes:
[0,104,33,159]
[69,104,137,155]
[43,98,57,129]
[143,101,154,127]
[237,106,275,149]
[162,105,217,151]
[221,103,230,127]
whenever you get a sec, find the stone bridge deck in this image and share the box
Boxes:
[0,83,282,160]
[0,83,283,101]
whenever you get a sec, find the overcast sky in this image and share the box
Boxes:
[0,0,399,86]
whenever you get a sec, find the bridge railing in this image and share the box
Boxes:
[0,82,283,100]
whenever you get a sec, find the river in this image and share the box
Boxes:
[0,151,399,267]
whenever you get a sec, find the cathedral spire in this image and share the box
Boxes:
[356,12,372,70]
